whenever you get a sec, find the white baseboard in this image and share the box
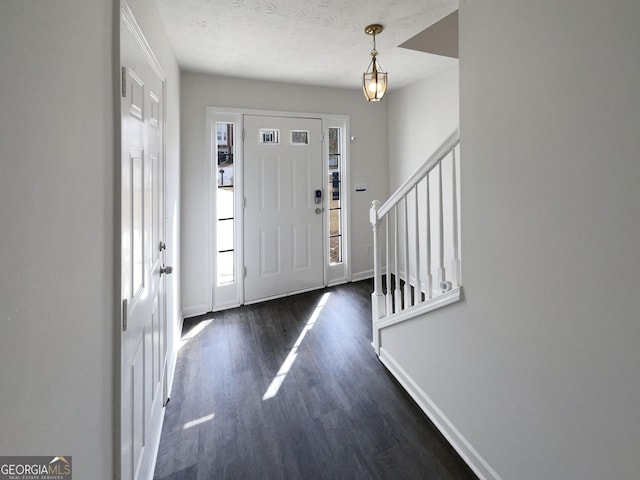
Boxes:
[378,347,501,480]
[182,303,208,319]
[351,269,374,282]
[166,313,183,401]
[212,301,241,312]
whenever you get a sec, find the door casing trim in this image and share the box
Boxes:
[205,107,351,312]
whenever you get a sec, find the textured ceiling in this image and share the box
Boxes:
[155,0,459,90]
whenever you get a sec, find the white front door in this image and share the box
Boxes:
[120,12,168,480]
[243,115,324,302]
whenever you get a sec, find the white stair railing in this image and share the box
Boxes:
[370,129,462,354]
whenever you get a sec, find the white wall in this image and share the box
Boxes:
[181,72,388,315]
[0,1,180,477]
[385,67,460,294]
[381,1,640,479]
[387,67,459,191]
[0,1,114,477]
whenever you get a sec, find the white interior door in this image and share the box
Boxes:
[244,115,324,303]
[120,13,168,480]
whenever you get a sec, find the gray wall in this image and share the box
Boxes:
[0,0,180,477]
[0,1,115,477]
[381,0,640,478]
[181,72,388,315]
[387,67,459,191]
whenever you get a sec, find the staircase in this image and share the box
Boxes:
[370,130,462,354]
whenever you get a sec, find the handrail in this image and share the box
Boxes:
[377,129,459,219]
[370,128,462,355]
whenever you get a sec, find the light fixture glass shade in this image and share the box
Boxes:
[362,57,387,102]
[362,24,387,102]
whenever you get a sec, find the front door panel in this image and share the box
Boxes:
[244,115,323,302]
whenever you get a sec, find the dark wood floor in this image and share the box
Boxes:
[154,280,477,480]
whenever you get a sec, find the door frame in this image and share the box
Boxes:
[205,107,351,312]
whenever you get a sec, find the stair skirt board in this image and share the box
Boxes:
[378,347,502,480]
[375,286,462,331]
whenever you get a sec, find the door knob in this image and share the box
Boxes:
[160,265,173,275]
[315,208,322,214]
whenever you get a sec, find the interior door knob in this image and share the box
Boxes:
[160,265,173,275]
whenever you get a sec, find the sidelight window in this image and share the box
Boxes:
[216,122,235,285]
[328,127,342,264]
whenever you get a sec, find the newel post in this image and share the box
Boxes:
[370,200,385,355]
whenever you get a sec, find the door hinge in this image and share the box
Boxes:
[121,66,127,98]
[244,266,247,278]
[122,298,128,332]
[243,196,247,208]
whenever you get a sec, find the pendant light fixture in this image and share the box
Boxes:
[362,24,387,102]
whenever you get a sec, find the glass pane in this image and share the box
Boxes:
[329,171,340,209]
[330,236,342,264]
[291,130,309,145]
[259,128,279,144]
[216,123,234,187]
[216,122,235,285]
[217,251,234,285]
[330,209,341,236]
[217,186,233,220]
[329,128,340,155]
[217,219,234,252]
[328,127,343,265]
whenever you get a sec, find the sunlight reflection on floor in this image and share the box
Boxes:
[178,319,212,352]
[262,292,331,400]
[183,413,215,430]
